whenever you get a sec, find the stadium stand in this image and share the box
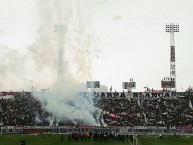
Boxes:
[0,92,51,126]
[0,91,193,129]
[99,96,193,127]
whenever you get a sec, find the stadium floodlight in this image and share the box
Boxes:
[165,23,179,91]
[54,24,67,33]
[54,24,67,82]
[165,23,179,33]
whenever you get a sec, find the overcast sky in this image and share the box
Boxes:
[0,0,193,92]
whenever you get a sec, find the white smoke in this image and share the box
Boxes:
[33,80,100,126]
[35,116,42,124]
[99,109,108,127]
[1,0,106,125]
[29,0,105,126]
[0,0,105,91]
[27,0,102,85]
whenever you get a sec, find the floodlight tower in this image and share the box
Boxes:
[165,23,179,91]
[54,24,67,82]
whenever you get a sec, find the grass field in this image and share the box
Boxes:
[0,134,193,145]
[0,134,132,145]
[139,135,193,145]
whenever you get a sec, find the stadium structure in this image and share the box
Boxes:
[0,24,193,145]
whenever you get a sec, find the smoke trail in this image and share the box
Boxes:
[33,80,100,126]
[0,0,106,124]
[0,45,30,91]
[0,0,106,91]
[27,0,102,84]
[29,0,106,125]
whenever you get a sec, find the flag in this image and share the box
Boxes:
[110,86,112,92]
[137,113,141,117]
[143,113,147,123]
[162,112,168,115]
[137,99,141,107]
[189,100,193,108]
[119,127,128,135]
[110,113,116,118]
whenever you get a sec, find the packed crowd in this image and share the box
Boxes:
[41,128,135,143]
[0,91,193,127]
[68,131,133,143]
[99,96,193,127]
[0,92,51,126]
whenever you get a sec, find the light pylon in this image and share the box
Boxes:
[165,23,179,91]
[54,24,67,82]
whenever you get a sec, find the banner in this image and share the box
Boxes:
[161,81,175,88]
[97,92,193,99]
[86,81,100,88]
[171,46,175,62]
[122,82,136,89]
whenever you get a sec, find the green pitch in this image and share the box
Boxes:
[139,135,193,145]
[0,134,132,145]
[0,134,193,145]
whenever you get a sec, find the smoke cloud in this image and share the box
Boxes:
[29,0,106,125]
[0,0,105,91]
[33,80,101,126]
[0,0,107,125]
[27,0,101,85]
[0,45,30,91]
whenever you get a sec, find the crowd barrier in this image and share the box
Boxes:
[0,126,193,135]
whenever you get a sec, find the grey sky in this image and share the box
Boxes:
[0,0,193,91]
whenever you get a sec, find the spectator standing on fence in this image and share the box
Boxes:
[48,132,51,138]
[61,134,64,141]
[20,140,25,145]
[20,140,23,145]
[68,133,71,141]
